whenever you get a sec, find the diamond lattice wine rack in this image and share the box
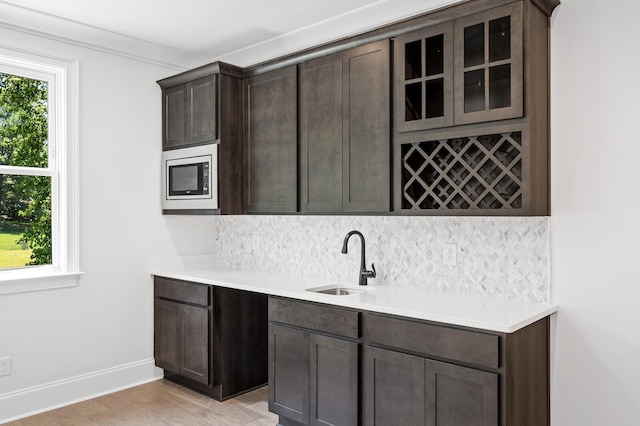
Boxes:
[400,131,530,214]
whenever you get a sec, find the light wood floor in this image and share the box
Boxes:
[7,380,278,425]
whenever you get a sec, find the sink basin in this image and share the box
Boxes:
[306,285,367,296]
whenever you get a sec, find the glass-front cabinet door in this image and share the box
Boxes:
[454,3,523,125]
[394,22,453,132]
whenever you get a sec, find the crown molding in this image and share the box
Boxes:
[0,1,207,70]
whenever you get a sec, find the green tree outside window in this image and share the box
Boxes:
[0,73,52,266]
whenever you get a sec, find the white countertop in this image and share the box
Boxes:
[149,255,557,333]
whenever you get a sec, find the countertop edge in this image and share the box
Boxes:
[149,261,557,334]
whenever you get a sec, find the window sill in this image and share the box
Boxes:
[0,269,84,295]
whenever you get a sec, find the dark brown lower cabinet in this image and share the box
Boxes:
[364,346,498,426]
[154,276,268,400]
[267,297,550,426]
[155,298,209,385]
[363,312,549,426]
[268,297,360,426]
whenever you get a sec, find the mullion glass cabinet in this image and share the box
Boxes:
[454,2,523,124]
[394,22,454,132]
[394,2,524,132]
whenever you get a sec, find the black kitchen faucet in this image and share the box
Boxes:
[341,230,376,286]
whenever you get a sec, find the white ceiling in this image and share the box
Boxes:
[0,0,463,69]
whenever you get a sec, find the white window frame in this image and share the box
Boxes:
[0,44,82,294]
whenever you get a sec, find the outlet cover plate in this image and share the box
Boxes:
[0,356,11,376]
[443,243,457,266]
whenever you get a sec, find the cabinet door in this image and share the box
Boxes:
[394,22,454,132]
[454,2,523,125]
[425,359,498,426]
[162,84,186,150]
[310,334,358,426]
[154,298,181,373]
[364,346,426,426]
[343,40,391,213]
[244,66,298,213]
[154,298,209,385]
[186,75,217,145]
[269,324,310,424]
[299,54,343,213]
[180,303,210,385]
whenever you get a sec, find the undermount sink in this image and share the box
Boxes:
[305,285,367,296]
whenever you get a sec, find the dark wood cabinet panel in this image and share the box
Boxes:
[426,358,498,426]
[364,346,426,426]
[161,75,217,150]
[269,324,310,424]
[179,303,209,385]
[154,299,181,374]
[268,297,359,340]
[244,65,298,213]
[309,334,358,426]
[299,54,343,213]
[154,277,267,401]
[186,75,217,144]
[342,40,391,212]
[162,84,186,150]
[299,40,391,214]
[365,312,499,369]
[268,297,360,426]
[154,298,209,385]
[364,343,498,426]
[212,286,268,398]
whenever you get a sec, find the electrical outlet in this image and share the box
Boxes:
[443,243,457,266]
[0,356,10,376]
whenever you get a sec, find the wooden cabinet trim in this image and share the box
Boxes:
[268,297,360,339]
[154,276,209,306]
[364,312,500,369]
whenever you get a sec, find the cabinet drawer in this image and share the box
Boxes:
[268,297,359,339]
[364,313,499,369]
[154,276,209,306]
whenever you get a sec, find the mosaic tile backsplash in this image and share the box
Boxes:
[210,216,549,303]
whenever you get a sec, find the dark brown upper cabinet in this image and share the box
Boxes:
[394,2,523,132]
[454,2,524,125]
[244,65,298,213]
[395,0,556,216]
[161,75,217,150]
[299,54,343,213]
[299,40,391,213]
[394,22,454,132]
[158,63,244,214]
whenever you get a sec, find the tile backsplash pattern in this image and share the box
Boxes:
[211,216,549,303]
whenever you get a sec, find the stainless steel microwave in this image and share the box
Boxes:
[161,144,218,214]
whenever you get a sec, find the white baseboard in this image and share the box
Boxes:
[0,358,164,424]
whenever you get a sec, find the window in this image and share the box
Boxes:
[0,45,80,294]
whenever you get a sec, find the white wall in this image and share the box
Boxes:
[0,28,214,422]
[550,0,640,424]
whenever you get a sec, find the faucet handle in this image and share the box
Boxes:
[363,263,377,279]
